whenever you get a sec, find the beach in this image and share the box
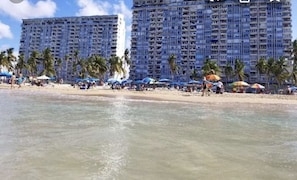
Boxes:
[1,83,297,105]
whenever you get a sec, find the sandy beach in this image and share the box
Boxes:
[1,83,297,105]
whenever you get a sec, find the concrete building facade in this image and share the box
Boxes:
[130,0,292,82]
[19,15,125,81]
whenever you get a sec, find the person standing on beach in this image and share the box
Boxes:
[201,79,209,96]
[216,80,223,94]
[10,73,16,89]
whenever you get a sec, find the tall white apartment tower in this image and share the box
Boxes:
[19,15,125,81]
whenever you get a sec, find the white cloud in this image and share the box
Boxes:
[0,21,13,39]
[76,0,133,49]
[0,0,57,20]
[76,0,111,16]
[113,1,132,20]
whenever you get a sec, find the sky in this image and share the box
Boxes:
[0,0,296,56]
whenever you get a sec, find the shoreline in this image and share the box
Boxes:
[1,83,297,105]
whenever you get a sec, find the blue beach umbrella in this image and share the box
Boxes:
[188,80,201,84]
[170,81,180,86]
[121,79,132,85]
[75,78,83,83]
[134,80,144,84]
[290,86,297,91]
[85,77,99,82]
[142,77,156,84]
[107,78,117,84]
[158,78,172,83]
[178,82,188,86]
[0,72,12,77]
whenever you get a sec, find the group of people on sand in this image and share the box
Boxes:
[10,73,25,89]
[201,77,224,96]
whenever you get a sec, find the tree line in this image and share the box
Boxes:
[0,47,131,83]
[2,40,297,88]
[167,40,297,89]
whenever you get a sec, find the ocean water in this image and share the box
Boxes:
[0,89,297,180]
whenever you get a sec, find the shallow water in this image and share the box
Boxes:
[0,89,297,180]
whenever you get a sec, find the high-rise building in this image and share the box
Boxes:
[19,15,125,81]
[130,0,292,82]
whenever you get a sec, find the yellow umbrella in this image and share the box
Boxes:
[206,74,221,81]
[230,81,249,87]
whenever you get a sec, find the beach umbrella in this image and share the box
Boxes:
[206,74,221,81]
[188,80,201,84]
[121,79,132,85]
[230,81,249,87]
[36,75,50,80]
[0,72,12,77]
[179,82,188,86]
[290,86,297,91]
[158,78,171,83]
[134,80,144,84]
[87,77,99,82]
[250,83,265,89]
[107,78,117,84]
[75,78,84,83]
[142,77,155,84]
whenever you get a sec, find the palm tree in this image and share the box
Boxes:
[123,48,131,65]
[6,48,16,72]
[40,48,55,76]
[64,55,69,80]
[224,62,233,83]
[291,40,297,85]
[26,50,39,76]
[0,51,9,72]
[55,58,62,80]
[191,69,199,80]
[234,59,245,81]
[201,58,220,76]
[87,55,108,84]
[77,58,88,79]
[168,54,178,80]
[0,48,16,72]
[15,54,26,75]
[255,58,267,84]
[265,58,276,89]
[272,57,289,88]
[72,50,80,78]
[109,55,125,78]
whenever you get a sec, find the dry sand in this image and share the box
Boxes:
[1,83,297,105]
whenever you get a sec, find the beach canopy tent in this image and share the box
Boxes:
[36,75,50,80]
[0,72,12,77]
